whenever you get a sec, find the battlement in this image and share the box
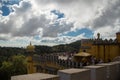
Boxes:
[116,32,120,43]
[93,38,118,45]
[80,32,120,62]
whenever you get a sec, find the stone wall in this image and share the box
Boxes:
[11,61,120,80]
[58,61,120,80]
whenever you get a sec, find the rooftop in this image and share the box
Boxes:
[58,68,90,74]
[11,73,59,80]
[84,65,104,69]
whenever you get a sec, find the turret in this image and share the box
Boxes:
[26,42,35,74]
[26,42,35,52]
[116,32,120,43]
[97,33,100,39]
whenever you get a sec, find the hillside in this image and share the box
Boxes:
[35,40,81,54]
[0,40,81,57]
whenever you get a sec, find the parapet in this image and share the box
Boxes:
[11,73,59,80]
[11,62,120,80]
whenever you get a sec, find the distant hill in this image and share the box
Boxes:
[0,40,81,57]
[35,40,81,54]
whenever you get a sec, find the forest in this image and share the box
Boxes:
[0,40,81,80]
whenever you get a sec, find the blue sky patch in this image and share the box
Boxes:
[62,28,93,38]
[34,35,41,40]
[1,0,20,5]
[1,6,10,16]
[51,10,65,19]
[0,0,21,16]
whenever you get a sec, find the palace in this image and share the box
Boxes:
[80,32,120,62]
[26,42,84,74]
[26,42,36,74]
[26,42,65,74]
[25,32,120,74]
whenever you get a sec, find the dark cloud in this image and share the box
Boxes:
[12,14,50,37]
[1,0,120,46]
[0,37,8,40]
[42,19,74,37]
[14,15,73,37]
[0,0,74,40]
[35,0,97,5]
[0,19,14,34]
[92,0,120,30]
[12,1,32,14]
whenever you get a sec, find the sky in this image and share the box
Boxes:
[0,0,120,47]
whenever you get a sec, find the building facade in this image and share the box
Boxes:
[80,32,120,62]
[26,32,120,74]
[26,42,36,74]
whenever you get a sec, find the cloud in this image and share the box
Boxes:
[42,19,73,37]
[89,0,120,38]
[0,0,74,40]
[40,33,86,45]
[0,0,120,47]
[91,0,120,28]
[0,10,2,14]
[30,0,103,29]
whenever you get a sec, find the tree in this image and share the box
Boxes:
[0,55,27,80]
[11,55,27,75]
[0,61,12,80]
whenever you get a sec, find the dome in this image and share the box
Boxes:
[26,42,35,52]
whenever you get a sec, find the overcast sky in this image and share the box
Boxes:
[0,0,120,47]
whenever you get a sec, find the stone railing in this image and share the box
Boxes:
[11,61,120,80]
[58,61,120,80]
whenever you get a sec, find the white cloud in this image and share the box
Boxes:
[0,10,2,15]
[90,0,120,38]
[0,0,75,46]
[30,0,103,29]
[0,0,120,47]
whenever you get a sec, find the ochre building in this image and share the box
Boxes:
[26,42,36,74]
[80,32,120,62]
[26,42,63,74]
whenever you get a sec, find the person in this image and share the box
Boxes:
[107,58,111,62]
[91,56,95,65]
[98,59,103,64]
[81,58,87,66]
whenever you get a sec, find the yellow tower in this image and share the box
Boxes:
[26,42,35,74]
[26,42,35,52]
[97,33,100,39]
[116,32,120,43]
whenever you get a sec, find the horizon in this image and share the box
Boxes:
[0,0,120,47]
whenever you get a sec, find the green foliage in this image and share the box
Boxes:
[35,45,52,54]
[0,55,27,80]
[0,61,13,80]
[0,40,81,80]
[0,47,25,61]
[35,40,81,54]
[11,55,27,75]
[0,40,81,56]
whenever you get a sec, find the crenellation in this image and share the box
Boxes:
[80,32,120,62]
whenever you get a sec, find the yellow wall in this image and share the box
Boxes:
[116,33,120,43]
[90,44,120,62]
[110,45,119,60]
[80,39,93,53]
[27,56,35,74]
[80,33,120,62]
